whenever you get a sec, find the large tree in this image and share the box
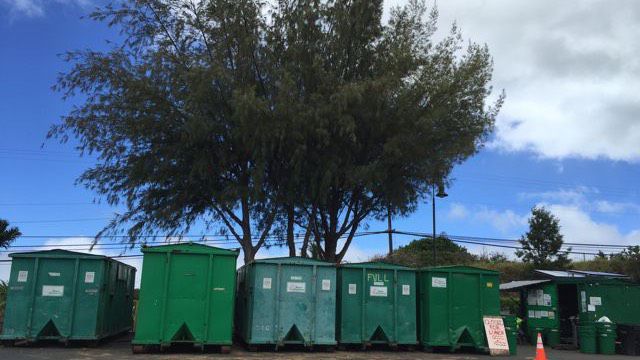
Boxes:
[0,219,21,249]
[50,0,501,263]
[516,206,571,268]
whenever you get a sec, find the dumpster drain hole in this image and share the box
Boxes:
[283,325,305,343]
[370,326,389,343]
[171,323,195,342]
[37,320,61,338]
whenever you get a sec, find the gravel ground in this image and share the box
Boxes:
[0,337,628,360]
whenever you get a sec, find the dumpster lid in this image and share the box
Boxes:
[339,261,412,270]
[10,249,110,260]
[141,242,239,256]
[499,280,551,291]
[250,256,334,266]
[418,265,499,274]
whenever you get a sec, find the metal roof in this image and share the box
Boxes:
[535,270,585,278]
[535,269,627,279]
[569,270,629,278]
[500,280,551,291]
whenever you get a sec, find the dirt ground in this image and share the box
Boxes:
[0,337,628,360]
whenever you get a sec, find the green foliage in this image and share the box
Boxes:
[516,206,571,268]
[375,236,477,267]
[0,219,21,248]
[49,0,501,263]
[573,246,640,282]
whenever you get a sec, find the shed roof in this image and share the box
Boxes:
[500,280,551,291]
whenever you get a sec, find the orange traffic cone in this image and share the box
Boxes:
[535,332,547,360]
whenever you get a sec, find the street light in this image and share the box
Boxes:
[432,183,448,265]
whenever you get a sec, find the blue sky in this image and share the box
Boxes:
[1,0,639,284]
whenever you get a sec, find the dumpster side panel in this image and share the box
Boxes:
[132,253,166,343]
[278,264,314,343]
[69,259,103,339]
[364,268,394,342]
[418,270,450,346]
[31,257,77,338]
[206,254,236,344]
[313,265,336,345]
[244,263,278,343]
[396,270,417,344]
[1,257,35,339]
[337,268,362,343]
[580,282,640,324]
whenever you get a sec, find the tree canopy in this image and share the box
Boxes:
[50,0,502,263]
[516,206,571,268]
[0,219,21,249]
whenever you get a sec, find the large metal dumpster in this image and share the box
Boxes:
[417,266,500,352]
[0,249,135,345]
[235,257,336,350]
[132,243,238,353]
[336,262,416,348]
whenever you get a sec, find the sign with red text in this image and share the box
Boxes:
[483,316,510,356]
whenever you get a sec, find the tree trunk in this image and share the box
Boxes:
[286,205,296,257]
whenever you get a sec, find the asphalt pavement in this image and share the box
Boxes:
[0,338,629,360]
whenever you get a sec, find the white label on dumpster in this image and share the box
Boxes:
[581,291,587,312]
[528,310,536,318]
[590,297,602,306]
[540,311,549,318]
[432,277,447,288]
[48,272,60,277]
[548,311,555,319]
[370,286,387,297]
[17,270,28,282]
[287,281,306,293]
[262,277,272,289]
[84,272,95,283]
[42,285,64,297]
[402,284,410,296]
[291,276,303,281]
[348,283,357,295]
[374,281,384,286]
[321,279,331,291]
[588,304,596,312]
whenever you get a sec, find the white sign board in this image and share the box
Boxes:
[321,279,331,291]
[42,285,64,297]
[432,277,447,288]
[262,277,272,289]
[84,272,95,283]
[286,281,306,293]
[402,284,411,296]
[590,297,602,306]
[17,270,28,282]
[348,283,357,295]
[370,286,388,297]
[483,316,510,356]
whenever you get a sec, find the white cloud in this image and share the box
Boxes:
[547,204,640,246]
[474,207,529,235]
[385,0,640,162]
[1,0,90,18]
[447,202,469,220]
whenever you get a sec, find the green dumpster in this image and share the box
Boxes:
[336,262,416,347]
[596,322,616,355]
[417,266,500,352]
[0,249,135,345]
[579,322,597,354]
[235,257,336,349]
[132,243,238,353]
[502,315,518,355]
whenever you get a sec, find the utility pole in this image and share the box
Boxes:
[387,206,393,256]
